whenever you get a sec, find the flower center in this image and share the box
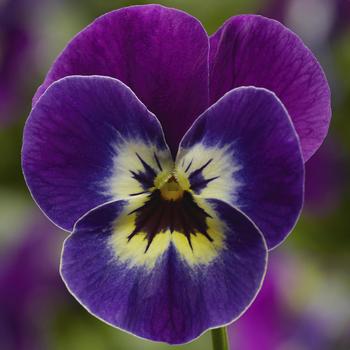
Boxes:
[128,188,213,253]
[126,167,213,253]
[160,176,184,201]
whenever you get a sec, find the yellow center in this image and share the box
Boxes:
[160,176,184,201]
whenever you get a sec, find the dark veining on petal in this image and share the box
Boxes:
[129,152,158,191]
[184,159,193,173]
[192,176,219,194]
[129,190,150,196]
[189,159,213,177]
[128,190,213,253]
[154,152,163,171]
[188,159,219,194]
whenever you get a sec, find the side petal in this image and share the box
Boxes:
[61,198,267,344]
[22,76,172,231]
[210,14,331,161]
[33,5,210,156]
[177,87,304,249]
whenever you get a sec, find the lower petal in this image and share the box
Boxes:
[61,198,267,344]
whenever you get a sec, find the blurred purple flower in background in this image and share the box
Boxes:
[228,258,291,350]
[263,0,350,42]
[0,208,65,350]
[304,137,346,215]
[0,0,40,125]
[332,0,350,38]
[228,252,350,350]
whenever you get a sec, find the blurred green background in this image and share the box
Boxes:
[0,0,349,349]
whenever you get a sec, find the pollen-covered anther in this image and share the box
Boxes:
[160,176,184,201]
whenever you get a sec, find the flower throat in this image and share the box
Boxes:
[128,172,213,253]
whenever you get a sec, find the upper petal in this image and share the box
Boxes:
[210,14,331,161]
[33,5,210,156]
[61,197,267,344]
[22,75,173,231]
[177,87,304,249]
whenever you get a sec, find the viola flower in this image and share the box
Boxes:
[22,5,331,345]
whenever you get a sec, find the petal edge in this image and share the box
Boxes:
[210,14,331,161]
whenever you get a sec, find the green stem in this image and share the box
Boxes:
[211,327,229,350]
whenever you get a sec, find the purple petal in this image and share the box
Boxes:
[33,5,209,156]
[61,198,267,344]
[177,87,304,249]
[210,14,331,161]
[22,76,172,231]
